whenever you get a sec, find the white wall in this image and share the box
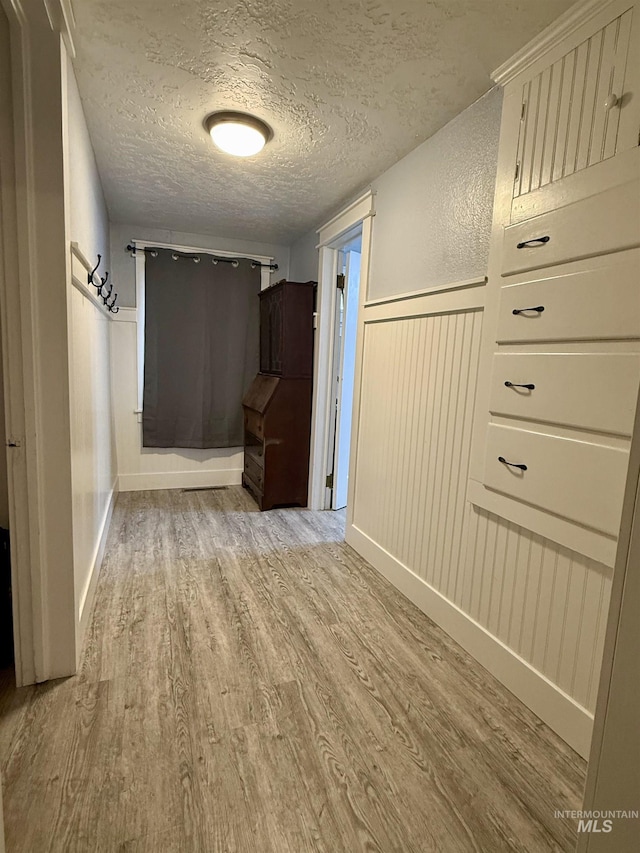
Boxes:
[67,60,110,265]
[64,55,117,656]
[289,229,319,282]
[368,88,502,300]
[110,223,290,307]
[109,224,290,492]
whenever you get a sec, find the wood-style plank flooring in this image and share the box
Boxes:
[0,487,586,852]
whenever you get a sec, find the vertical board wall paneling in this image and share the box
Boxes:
[352,291,611,718]
[353,306,483,596]
[456,505,611,712]
[68,284,116,618]
[67,251,120,659]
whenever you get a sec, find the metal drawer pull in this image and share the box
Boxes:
[516,235,550,248]
[498,456,528,471]
[504,381,535,390]
[512,305,544,315]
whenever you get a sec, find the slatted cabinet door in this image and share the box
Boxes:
[514,4,635,200]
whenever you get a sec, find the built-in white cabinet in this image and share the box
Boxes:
[471,0,640,567]
[513,4,635,201]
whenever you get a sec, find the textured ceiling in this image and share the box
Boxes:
[71,0,575,244]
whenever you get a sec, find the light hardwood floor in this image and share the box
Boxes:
[0,487,585,852]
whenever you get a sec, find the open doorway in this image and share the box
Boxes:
[307,190,373,513]
[325,233,361,510]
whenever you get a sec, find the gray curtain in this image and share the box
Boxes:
[143,249,260,448]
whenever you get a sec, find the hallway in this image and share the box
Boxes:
[0,488,585,852]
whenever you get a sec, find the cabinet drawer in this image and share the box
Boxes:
[245,444,264,469]
[244,409,264,440]
[490,353,640,436]
[244,454,264,490]
[483,424,628,535]
[502,181,640,276]
[496,257,640,343]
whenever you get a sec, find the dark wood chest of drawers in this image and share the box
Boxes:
[242,280,315,510]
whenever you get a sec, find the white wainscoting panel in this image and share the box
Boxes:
[110,315,244,491]
[347,281,610,757]
[353,306,483,588]
[457,505,611,713]
[68,275,117,655]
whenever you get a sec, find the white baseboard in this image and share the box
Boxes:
[346,522,594,760]
[77,483,117,656]
[117,467,243,492]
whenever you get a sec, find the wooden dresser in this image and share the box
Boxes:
[242,280,315,510]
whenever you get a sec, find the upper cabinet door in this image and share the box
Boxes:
[514,5,635,203]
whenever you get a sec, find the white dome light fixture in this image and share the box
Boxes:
[204,111,272,157]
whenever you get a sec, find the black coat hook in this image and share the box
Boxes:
[102,282,114,305]
[97,270,109,297]
[107,291,118,312]
[88,254,102,286]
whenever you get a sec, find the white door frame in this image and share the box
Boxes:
[0,0,78,684]
[324,249,346,508]
[327,247,361,511]
[0,0,41,686]
[308,191,374,510]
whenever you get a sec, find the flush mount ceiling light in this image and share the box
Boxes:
[204,111,272,157]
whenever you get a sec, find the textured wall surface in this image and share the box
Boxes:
[110,223,290,307]
[369,88,503,300]
[70,0,573,244]
[289,229,319,283]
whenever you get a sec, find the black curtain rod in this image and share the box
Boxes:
[126,244,278,271]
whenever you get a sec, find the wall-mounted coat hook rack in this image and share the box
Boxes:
[71,243,119,318]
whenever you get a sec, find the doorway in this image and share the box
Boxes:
[325,235,361,510]
[307,190,373,513]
